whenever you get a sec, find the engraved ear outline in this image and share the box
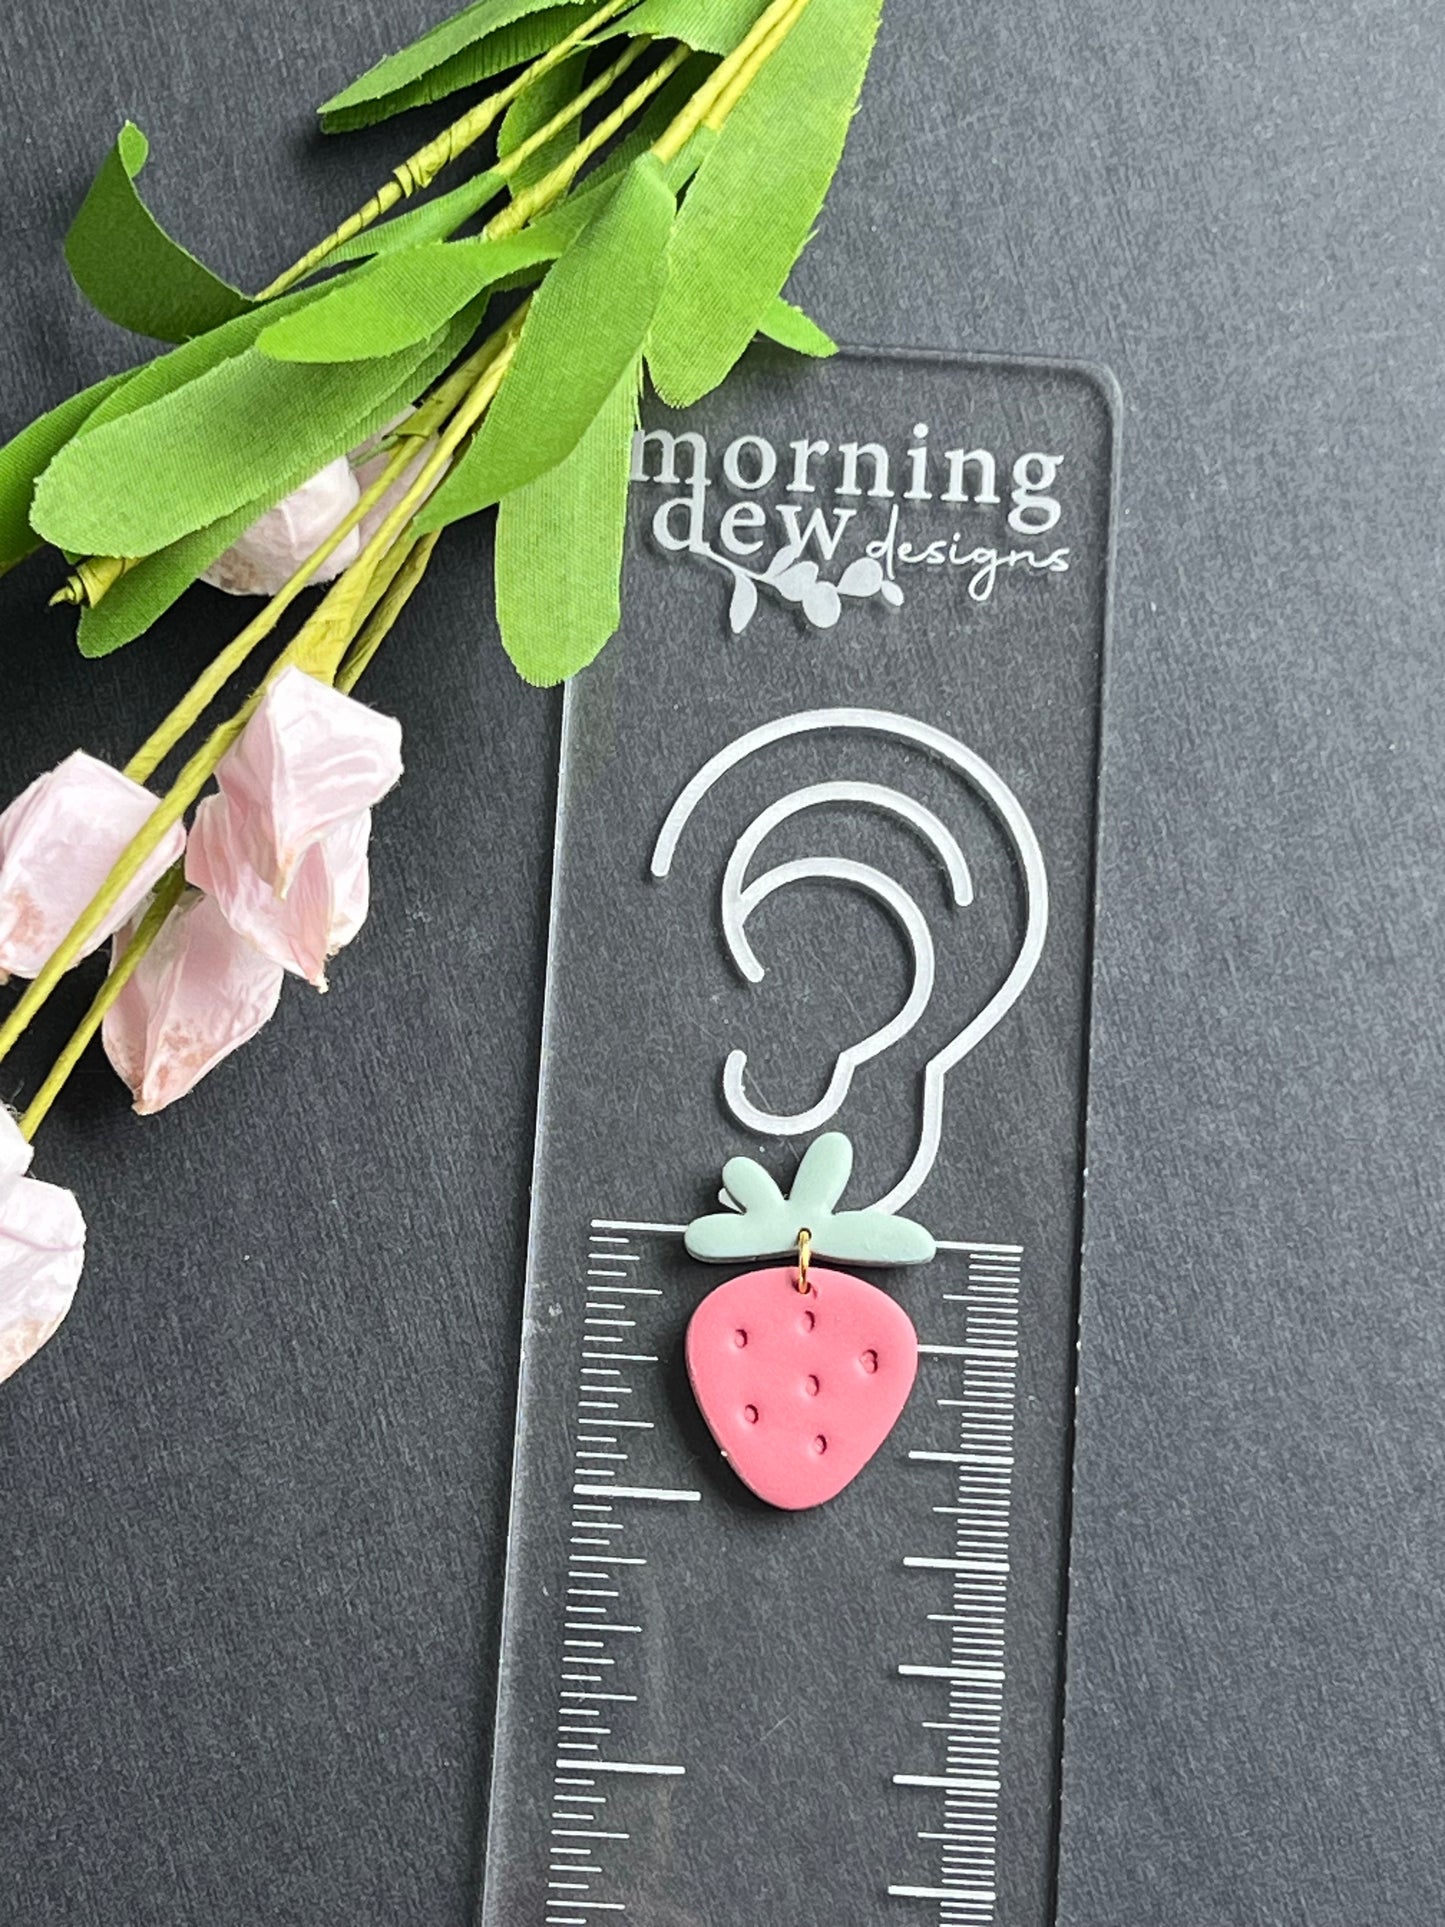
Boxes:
[652,709,1048,1215]
[721,858,936,1138]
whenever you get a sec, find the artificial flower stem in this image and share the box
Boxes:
[335,532,441,694]
[17,532,438,1133]
[488,41,692,239]
[492,37,652,188]
[15,864,186,1142]
[701,0,810,132]
[121,323,513,787]
[119,448,417,786]
[50,555,139,610]
[652,0,807,163]
[288,331,518,684]
[0,330,520,1073]
[254,0,639,299]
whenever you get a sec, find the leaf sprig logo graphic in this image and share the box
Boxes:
[697,538,905,632]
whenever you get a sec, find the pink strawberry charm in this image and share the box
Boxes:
[683,1133,936,1512]
[687,1263,919,1510]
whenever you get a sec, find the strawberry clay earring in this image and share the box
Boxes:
[684,1132,935,1510]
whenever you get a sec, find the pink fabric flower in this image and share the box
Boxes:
[186,793,370,988]
[0,1106,31,1193]
[212,667,402,895]
[201,456,362,598]
[0,751,186,982]
[0,1110,85,1385]
[102,891,285,1115]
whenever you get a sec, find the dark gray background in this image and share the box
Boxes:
[1,3,1440,1924]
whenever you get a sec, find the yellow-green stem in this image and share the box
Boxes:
[336,532,442,694]
[16,865,187,1141]
[122,323,513,787]
[492,37,651,191]
[255,0,638,298]
[20,535,443,1134]
[0,338,518,1074]
[701,0,809,132]
[489,41,692,238]
[652,0,805,162]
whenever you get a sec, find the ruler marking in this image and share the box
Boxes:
[590,1219,686,1234]
[574,1484,702,1503]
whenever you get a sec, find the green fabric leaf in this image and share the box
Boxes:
[33,334,438,559]
[417,153,674,529]
[498,48,585,191]
[0,371,133,574]
[75,499,269,659]
[257,234,558,362]
[490,121,708,266]
[75,306,481,657]
[494,357,637,683]
[760,294,837,358]
[617,0,770,54]
[68,282,334,443]
[328,169,504,264]
[647,0,882,407]
[319,1,594,133]
[64,123,255,344]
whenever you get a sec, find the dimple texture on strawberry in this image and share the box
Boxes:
[686,1265,919,1510]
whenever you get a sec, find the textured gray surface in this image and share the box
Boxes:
[1,2,1442,1924]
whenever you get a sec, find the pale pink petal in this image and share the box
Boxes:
[213,666,402,894]
[0,751,187,980]
[102,892,285,1115]
[0,1175,85,1384]
[187,794,371,987]
[352,438,443,550]
[201,457,362,598]
[0,1109,33,1203]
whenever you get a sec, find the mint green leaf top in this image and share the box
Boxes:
[319,1,596,132]
[0,371,132,574]
[416,153,674,530]
[618,0,770,54]
[760,294,837,359]
[647,0,882,407]
[31,334,438,559]
[684,1133,937,1267]
[494,355,637,684]
[65,124,255,344]
[257,234,558,362]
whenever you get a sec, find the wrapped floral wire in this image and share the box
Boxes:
[0,0,885,1379]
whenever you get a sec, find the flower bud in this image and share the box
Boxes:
[102,891,285,1115]
[0,751,186,981]
[0,1107,32,1196]
[213,667,402,895]
[0,1152,86,1384]
[201,457,362,598]
[187,794,370,988]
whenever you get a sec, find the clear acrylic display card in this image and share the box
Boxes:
[480,346,1118,1927]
